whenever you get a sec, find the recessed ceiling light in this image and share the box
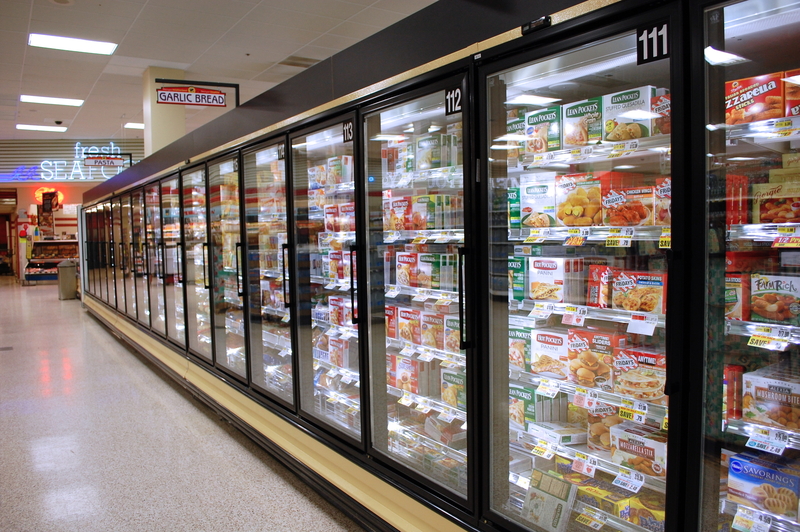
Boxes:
[28,33,117,55]
[124,123,145,130]
[16,124,68,132]
[704,46,748,66]
[21,95,83,107]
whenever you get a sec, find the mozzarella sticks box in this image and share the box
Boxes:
[726,72,784,125]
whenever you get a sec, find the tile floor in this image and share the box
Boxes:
[0,277,364,532]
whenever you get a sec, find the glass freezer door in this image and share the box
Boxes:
[209,157,247,379]
[132,188,150,328]
[162,176,185,347]
[364,88,468,496]
[121,194,136,320]
[292,120,361,439]
[183,167,212,362]
[145,184,166,336]
[243,141,293,403]
[112,196,126,314]
[702,1,800,530]
[486,31,672,531]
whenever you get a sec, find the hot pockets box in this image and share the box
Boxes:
[398,308,421,345]
[726,72,784,125]
[509,325,533,372]
[528,257,585,304]
[728,453,800,522]
[531,329,569,380]
[396,252,418,288]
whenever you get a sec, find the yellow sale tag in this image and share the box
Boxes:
[778,226,797,234]
[564,236,587,247]
[776,120,792,128]
[755,326,772,334]
[748,335,772,348]
[620,408,635,421]
[662,416,668,431]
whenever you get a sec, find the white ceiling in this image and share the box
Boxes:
[0,0,437,142]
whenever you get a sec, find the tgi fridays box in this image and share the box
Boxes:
[531,329,569,380]
[725,274,751,321]
[750,273,800,325]
[418,253,455,291]
[445,316,461,354]
[726,72,784,125]
[727,452,800,522]
[742,362,800,430]
[751,182,800,224]
[524,106,561,153]
[603,86,658,141]
[509,383,538,430]
[517,173,557,229]
[508,256,527,302]
[602,185,656,227]
[654,177,672,227]
[441,368,466,410]
[612,270,668,314]
[587,264,615,308]
[528,257,585,304]
[651,92,671,135]
[561,97,602,148]
[398,308,421,345]
[555,173,605,227]
[609,421,668,477]
[509,324,533,372]
[385,305,399,340]
[567,328,626,392]
[786,69,800,117]
[613,347,667,401]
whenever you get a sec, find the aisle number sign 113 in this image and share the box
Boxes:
[637,22,669,65]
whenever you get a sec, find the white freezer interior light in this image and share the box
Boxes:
[371,135,408,141]
[704,46,749,66]
[494,134,528,142]
[16,124,68,132]
[784,75,800,85]
[505,94,561,106]
[490,144,520,150]
[124,122,145,129]
[20,95,83,107]
[28,33,117,55]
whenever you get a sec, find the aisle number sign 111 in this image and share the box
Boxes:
[637,21,669,65]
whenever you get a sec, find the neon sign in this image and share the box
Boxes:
[0,141,138,182]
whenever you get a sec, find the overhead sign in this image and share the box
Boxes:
[84,156,126,167]
[157,86,227,107]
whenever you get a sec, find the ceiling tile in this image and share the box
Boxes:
[0,41,26,65]
[134,4,240,33]
[309,33,359,51]
[245,6,340,33]
[190,55,275,75]
[216,30,303,55]
[201,43,297,65]
[143,0,258,18]
[372,0,438,15]
[327,21,381,41]
[349,7,407,27]
[34,0,145,19]
[115,35,208,64]
[228,19,323,47]
[0,29,28,46]
[0,63,23,83]
[291,45,339,62]
[252,64,307,84]
[31,4,136,33]
[259,0,365,21]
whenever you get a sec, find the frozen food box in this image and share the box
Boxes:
[613,347,667,401]
[561,97,603,148]
[329,337,357,369]
[509,383,538,430]
[629,492,667,532]
[555,173,604,226]
[398,308,421,345]
[603,86,657,141]
[506,111,527,168]
[309,189,326,212]
[612,270,668,314]
[524,106,562,153]
[385,305,398,340]
[338,202,356,232]
[327,156,344,185]
[786,69,800,117]
[410,195,437,230]
[529,421,587,446]
[567,328,626,392]
[509,324,533,372]
[518,173,557,228]
[308,165,327,189]
[725,273,751,321]
[396,252,418,288]
[751,182,800,224]
[324,204,339,232]
[522,470,577,532]
[750,273,800,325]
[508,187,522,230]
[441,368,466,411]
[587,404,623,453]
[783,152,800,169]
[654,177,672,226]
[742,362,800,430]
[444,316,461,354]
[389,196,412,231]
[418,253,455,291]
[651,92,671,135]
[390,354,433,395]
[575,483,633,520]
[416,134,452,171]
[587,264,615,309]
[424,415,466,450]
[528,257,585,304]
[609,421,668,477]
[726,174,749,225]
[768,167,800,183]
[531,329,569,380]
[508,256,527,302]
[726,72,784,125]
[602,185,655,227]
[421,312,445,351]
[727,452,800,522]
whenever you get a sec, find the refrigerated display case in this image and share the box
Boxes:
[485,28,673,531]
[243,141,293,403]
[132,188,150,328]
[162,176,185,347]
[120,194,137,321]
[183,167,212,363]
[364,84,470,496]
[701,1,800,530]
[209,156,247,379]
[145,184,166,336]
[292,118,361,440]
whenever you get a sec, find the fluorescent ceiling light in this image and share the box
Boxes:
[428,125,441,132]
[16,124,67,132]
[728,157,758,161]
[124,122,145,130]
[21,94,83,107]
[505,95,561,106]
[704,46,749,66]
[548,163,571,168]
[371,135,408,141]
[614,165,637,169]
[619,110,661,120]
[29,33,117,55]
[706,124,720,131]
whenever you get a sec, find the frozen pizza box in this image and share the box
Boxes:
[444,316,461,354]
[603,86,657,141]
[524,106,562,154]
[727,452,800,522]
[725,274,751,321]
[743,362,800,430]
[518,173,557,229]
[561,97,602,148]
[324,204,339,232]
[751,182,800,223]
[609,421,667,477]
[398,307,422,345]
[385,305,399,340]
[338,202,356,232]
[396,252,418,288]
[750,273,800,325]
[421,312,445,351]
[531,329,569,380]
[726,72,784,125]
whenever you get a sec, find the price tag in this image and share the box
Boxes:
[325,282,338,290]
[627,313,658,335]
[573,387,599,409]
[612,466,645,493]
[531,152,556,167]
[575,508,607,530]
[529,302,554,319]
[659,227,672,249]
[385,231,401,243]
[531,439,556,459]
[747,334,789,351]
[385,285,400,299]
[524,228,551,243]
[415,402,432,414]
[568,146,593,161]
[340,374,353,384]
[662,415,669,431]
[571,452,598,477]
[327,395,338,404]
[733,505,772,532]
[746,427,789,455]
[536,378,561,398]
[398,392,414,407]
[313,361,320,371]
[417,350,435,362]
[412,236,428,244]
[564,235,587,246]
[772,236,800,248]
[620,399,649,424]
[327,368,339,378]
[413,289,432,302]
[400,345,416,357]
[776,120,793,129]
[608,140,640,157]
[438,410,456,423]
[562,305,588,326]
[606,227,634,248]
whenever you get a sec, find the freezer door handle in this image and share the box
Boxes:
[235,242,244,297]
[458,246,469,350]
[281,243,290,308]
[202,242,209,290]
[130,243,136,274]
[160,242,167,280]
[143,242,149,277]
[119,242,125,271]
[349,244,358,325]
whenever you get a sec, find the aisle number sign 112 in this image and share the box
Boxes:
[445,87,463,116]
[637,22,669,65]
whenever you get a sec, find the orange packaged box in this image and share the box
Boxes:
[785,69,800,117]
[567,328,625,392]
[725,72,784,125]
[586,264,615,309]
[398,308,422,345]
[612,270,668,314]
[751,182,800,223]
[602,186,656,226]
[725,274,750,321]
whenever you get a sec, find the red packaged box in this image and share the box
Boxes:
[324,204,339,232]
[398,308,421,345]
[612,347,667,401]
[654,177,671,227]
[725,72,784,125]
[612,270,668,314]
[725,364,744,421]
[385,305,398,339]
[390,197,413,231]
[784,69,800,117]
[339,202,356,232]
[725,273,750,321]
[421,312,445,351]
[396,252,418,288]
[567,328,627,392]
[725,174,749,226]
[725,251,778,273]
[586,264,615,309]
[652,93,671,135]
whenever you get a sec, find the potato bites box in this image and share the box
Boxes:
[555,173,604,226]
[725,72,784,125]
[750,273,800,325]
[612,271,668,314]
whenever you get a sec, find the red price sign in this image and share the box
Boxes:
[772,236,800,248]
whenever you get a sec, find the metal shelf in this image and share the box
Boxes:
[386,337,466,367]
[510,301,666,328]
[508,225,666,243]
[726,419,800,449]
[504,136,670,171]
[387,385,467,423]
[725,319,800,346]
[728,224,800,242]
[721,498,800,532]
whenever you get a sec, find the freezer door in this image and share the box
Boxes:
[183,168,212,362]
[132,189,150,328]
[102,202,114,307]
[364,88,468,496]
[162,176,185,347]
[120,195,136,320]
[145,184,166,336]
[486,30,671,531]
[208,157,247,379]
[701,1,800,529]
[243,141,293,403]
[112,196,126,314]
[292,120,361,440]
